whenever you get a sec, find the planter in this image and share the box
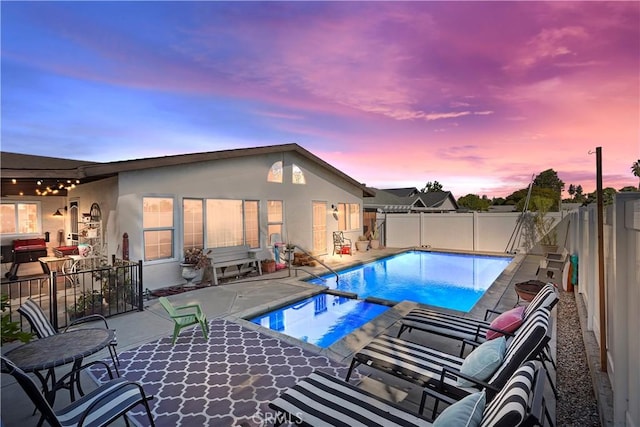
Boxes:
[514,280,547,303]
[180,263,199,286]
[355,241,369,252]
[261,260,276,274]
[369,239,380,249]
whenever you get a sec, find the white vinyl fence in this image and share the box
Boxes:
[380,194,640,426]
[569,193,639,427]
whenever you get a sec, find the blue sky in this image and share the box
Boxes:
[2,1,638,197]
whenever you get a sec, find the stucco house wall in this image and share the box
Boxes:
[113,150,364,289]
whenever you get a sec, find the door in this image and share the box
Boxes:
[312,201,327,254]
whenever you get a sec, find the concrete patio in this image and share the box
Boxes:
[0,247,605,426]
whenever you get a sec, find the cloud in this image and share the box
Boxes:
[506,26,589,71]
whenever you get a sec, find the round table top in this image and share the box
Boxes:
[4,328,114,372]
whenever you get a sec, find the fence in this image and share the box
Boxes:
[568,193,639,426]
[2,259,143,333]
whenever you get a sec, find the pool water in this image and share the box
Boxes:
[308,251,512,312]
[249,293,389,348]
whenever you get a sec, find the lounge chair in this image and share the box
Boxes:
[397,283,557,347]
[269,360,552,427]
[17,298,120,375]
[345,308,552,407]
[158,297,209,345]
[1,356,155,427]
[332,231,352,256]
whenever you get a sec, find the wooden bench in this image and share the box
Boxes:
[207,245,262,285]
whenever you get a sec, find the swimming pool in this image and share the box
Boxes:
[249,293,390,348]
[308,251,512,312]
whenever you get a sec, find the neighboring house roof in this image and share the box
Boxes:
[382,187,421,198]
[1,144,375,198]
[364,188,459,212]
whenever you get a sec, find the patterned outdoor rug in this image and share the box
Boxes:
[89,318,359,426]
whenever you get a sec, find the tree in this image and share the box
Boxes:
[632,159,640,190]
[421,181,443,192]
[568,184,576,198]
[533,169,565,193]
[458,194,491,211]
[620,186,638,192]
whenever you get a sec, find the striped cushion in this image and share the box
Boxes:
[488,308,550,390]
[401,309,490,342]
[480,361,539,427]
[399,283,557,344]
[353,335,466,389]
[523,284,558,318]
[17,298,57,338]
[269,371,432,427]
[55,378,146,427]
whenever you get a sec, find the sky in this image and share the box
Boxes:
[1,1,639,199]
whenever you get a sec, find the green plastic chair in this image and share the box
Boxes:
[158,297,209,345]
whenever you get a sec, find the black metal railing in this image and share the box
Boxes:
[1,259,143,333]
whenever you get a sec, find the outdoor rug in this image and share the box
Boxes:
[89,318,360,426]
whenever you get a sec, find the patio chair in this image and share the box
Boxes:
[345,308,552,406]
[332,231,352,256]
[1,356,155,427]
[17,298,120,375]
[158,297,209,345]
[269,360,552,427]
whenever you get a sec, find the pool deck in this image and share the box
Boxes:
[1,247,557,425]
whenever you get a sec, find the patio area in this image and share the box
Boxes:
[0,247,604,426]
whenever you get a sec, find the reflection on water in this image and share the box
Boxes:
[250,293,389,348]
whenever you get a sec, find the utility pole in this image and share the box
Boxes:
[596,147,607,372]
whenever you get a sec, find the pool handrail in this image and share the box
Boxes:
[288,244,339,284]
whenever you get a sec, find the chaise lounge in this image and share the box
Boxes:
[345,307,552,411]
[269,360,553,427]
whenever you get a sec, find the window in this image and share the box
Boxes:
[337,203,360,231]
[205,199,259,248]
[292,164,306,184]
[143,197,174,261]
[267,200,283,245]
[183,199,203,250]
[244,200,259,249]
[267,161,283,183]
[0,202,39,235]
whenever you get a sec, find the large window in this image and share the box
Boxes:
[204,199,259,249]
[143,197,174,261]
[0,202,39,235]
[267,200,283,245]
[337,203,360,231]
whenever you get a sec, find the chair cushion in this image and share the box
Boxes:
[458,337,506,387]
[486,306,525,340]
[433,391,485,427]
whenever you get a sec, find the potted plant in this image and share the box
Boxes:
[181,247,211,286]
[531,196,558,254]
[1,294,33,344]
[355,235,369,252]
[67,290,104,321]
[369,226,380,249]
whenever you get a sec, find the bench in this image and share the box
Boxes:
[207,245,262,285]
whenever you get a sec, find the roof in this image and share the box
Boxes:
[364,188,459,212]
[1,144,375,198]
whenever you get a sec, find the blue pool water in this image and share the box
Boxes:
[250,293,389,348]
[308,251,512,312]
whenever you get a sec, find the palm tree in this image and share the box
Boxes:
[632,159,640,190]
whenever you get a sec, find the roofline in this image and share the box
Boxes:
[2,144,375,197]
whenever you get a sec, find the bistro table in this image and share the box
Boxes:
[4,328,114,406]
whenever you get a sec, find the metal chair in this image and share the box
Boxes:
[332,231,352,256]
[17,298,120,375]
[1,356,155,427]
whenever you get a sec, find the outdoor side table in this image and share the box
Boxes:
[4,328,114,407]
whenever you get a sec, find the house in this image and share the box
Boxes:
[1,144,374,289]
[361,187,459,237]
